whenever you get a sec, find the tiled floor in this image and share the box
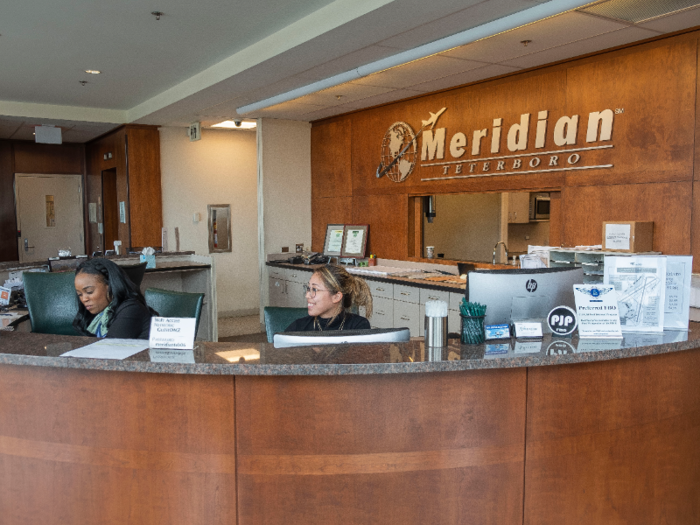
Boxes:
[218,315,267,343]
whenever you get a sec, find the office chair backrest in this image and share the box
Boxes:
[144,288,204,338]
[263,306,308,343]
[121,262,148,288]
[23,271,80,335]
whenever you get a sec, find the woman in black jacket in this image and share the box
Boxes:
[73,258,155,339]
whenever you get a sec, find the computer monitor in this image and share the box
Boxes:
[273,327,411,348]
[467,267,584,326]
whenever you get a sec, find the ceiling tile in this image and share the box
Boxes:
[295,83,396,107]
[638,5,700,32]
[336,88,426,111]
[353,56,489,89]
[500,26,663,69]
[441,12,630,64]
[407,64,521,93]
[295,46,401,82]
[378,0,542,50]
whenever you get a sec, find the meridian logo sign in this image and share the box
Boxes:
[378,107,616,183]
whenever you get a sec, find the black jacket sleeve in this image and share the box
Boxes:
[106,299,153,339]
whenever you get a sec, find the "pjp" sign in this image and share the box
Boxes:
[547,305,578,336]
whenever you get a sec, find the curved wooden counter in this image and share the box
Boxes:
[0,330,698,524]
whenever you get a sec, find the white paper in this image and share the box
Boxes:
[343,228,365,254]
[326,229,344,252]
[61,339,149,360]
[663,256,692,330]
[573,284,623,338]
[149,317,196,349]
[605,224,631,251]
[604,256,666,332]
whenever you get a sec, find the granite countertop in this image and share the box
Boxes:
[267,261,466,293]
[0,326,698,376]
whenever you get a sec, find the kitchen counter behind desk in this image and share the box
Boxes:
[0,328,698,525]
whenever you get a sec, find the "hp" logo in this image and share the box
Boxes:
[525,279,538,293]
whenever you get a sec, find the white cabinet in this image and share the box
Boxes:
[371,296,394,329]
[269,276,288,306]
[394,299,420,336]
[286,280,307,308]
[368,280,393,300]
[268,267,311,308]
[508,192,530,223]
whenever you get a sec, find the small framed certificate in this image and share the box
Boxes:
[323,224,346,256]
[341,224,368,258]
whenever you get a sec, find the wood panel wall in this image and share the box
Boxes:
[310,30,700,270]
[0,140,85,262]
[85,125,162,253]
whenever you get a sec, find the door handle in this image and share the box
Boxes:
[24,238,35,252]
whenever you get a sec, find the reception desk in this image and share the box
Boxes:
[0,329,698,524]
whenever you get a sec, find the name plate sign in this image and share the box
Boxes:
[513,322,543,339]
[573,285,622,339]
[149,317,196,349]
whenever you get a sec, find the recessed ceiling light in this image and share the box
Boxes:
[211,120,257,129]
[79,80,88,86]
[85,70,101,75]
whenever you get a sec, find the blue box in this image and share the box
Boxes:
[140,254,156,269]
[485,324,510,340]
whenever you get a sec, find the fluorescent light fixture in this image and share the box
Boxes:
[211,120,257,129]
[85,70,101,74]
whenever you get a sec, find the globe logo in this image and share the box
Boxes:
[591,288,600,297]
[379,121,418,182]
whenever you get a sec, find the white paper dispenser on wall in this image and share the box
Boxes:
[34,125,62,144]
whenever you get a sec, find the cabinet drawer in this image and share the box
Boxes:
[371,296,394,329]
[394,284,420,304]
[394,300,420,337]
[269,267,285,280]
[269,277,287,307]
[420,288,450,305]
[285,280,307,308]
[285,268,309,284]
[368,280,393,300]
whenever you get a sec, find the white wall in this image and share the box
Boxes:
[257,119,312,312]
[160,127,259,317]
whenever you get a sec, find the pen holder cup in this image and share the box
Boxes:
[460,315,485,345]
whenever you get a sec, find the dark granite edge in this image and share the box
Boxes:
[1,336,698,375]
[267,261,464,294]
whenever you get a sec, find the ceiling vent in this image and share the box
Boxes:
[580,0,700,24]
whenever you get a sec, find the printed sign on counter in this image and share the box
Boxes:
[604,256,666,332]
[663,255,692,330]
[513,322,543,339]
[149,317,196,349]
[0,286,10,306]
[573,285,623,338]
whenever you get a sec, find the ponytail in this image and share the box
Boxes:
[314,264,373,320]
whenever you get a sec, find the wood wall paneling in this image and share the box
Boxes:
[0,142,17,261]
[548,191,562,247]
[0,365,237,525]
[235,370,527,525]
[352,194,408,259]
[13,142,84,175]
[125,127,162,249]
[564,39,696,188]
[311,30,700,262]
[524,351,700,524]
[311,196,352,252]
[561,182,691,252]
[311,118,353,199]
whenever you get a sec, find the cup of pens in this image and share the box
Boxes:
[460,300,486,345]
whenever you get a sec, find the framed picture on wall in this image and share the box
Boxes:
[341,225,368,258]
[323,224,346,256]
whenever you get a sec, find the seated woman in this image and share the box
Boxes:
[73,258,155,339]
[285,264,373,331]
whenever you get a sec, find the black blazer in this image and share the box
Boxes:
[78,298,155,339]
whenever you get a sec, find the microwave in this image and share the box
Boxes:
[530,193,550,220]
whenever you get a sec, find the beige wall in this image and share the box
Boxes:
[423,193,503,263]
[508,221,550,254]
[159,126,259,317]
[257,119,312,311]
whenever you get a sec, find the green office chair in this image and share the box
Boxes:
[144,288,205,337]
[23,271,80,335]
[121,262,148,288]
[263,306,308,343]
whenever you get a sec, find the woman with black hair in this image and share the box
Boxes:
[73,258,156,339]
